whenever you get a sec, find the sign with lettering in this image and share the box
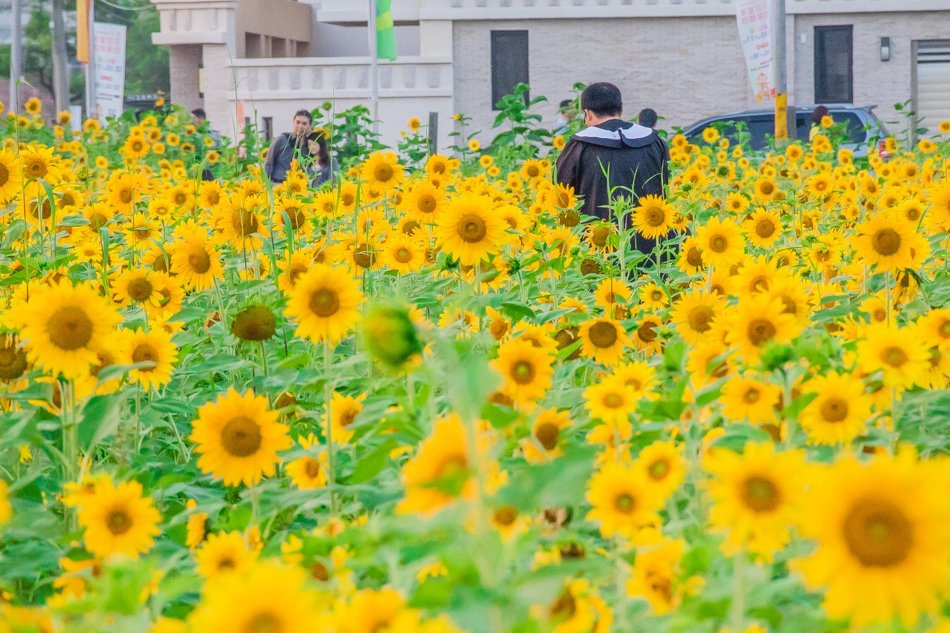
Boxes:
[93,22,127,120]
[736,0,775,103]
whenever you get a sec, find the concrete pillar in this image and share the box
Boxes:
[169,45,203,112]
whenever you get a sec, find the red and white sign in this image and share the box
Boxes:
[736,0,775,103]
[93,22,127,120]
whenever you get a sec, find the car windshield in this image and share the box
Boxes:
[688,110,876,150]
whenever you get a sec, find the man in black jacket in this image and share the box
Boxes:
[556,83,670,257]
[264,109,314,183]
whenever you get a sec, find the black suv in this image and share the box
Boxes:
[683,105,889,158]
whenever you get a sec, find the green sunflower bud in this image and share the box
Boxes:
[361,305,422,370]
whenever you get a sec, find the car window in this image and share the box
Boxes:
[830,111,870,143]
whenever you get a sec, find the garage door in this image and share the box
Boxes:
[916,42,950,136]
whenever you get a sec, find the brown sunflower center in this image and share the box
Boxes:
[550,590,577,619]
[0,164,9,186]
[755,218,776,238]
[687,305,714,333]
[395,247,413,263]
[588,321,618,348]
[820,397,849,423]
[602,392,624,408]
[188,247,212,274]
[417,194,437,214]
[709,234,728,253]
[747,317,777,346]
[106,509,132,535]
[493,505,518,526]
[644,206,665,227]
[0,345,28,381]
[511,360,535,385]
[402,220,420,235]
[457,213,487,243]
[743,388,760,404]
[638,321,658,343]
[131,343,158,370]
[26,158,47,179]
[127,277,153,302]
[47,306,94,351]
[374,162,394,183]
[648,458,670,480]
[535,422,560,450]
[872,228,901,256]
[614,492,636,514]
[119,188,133,204]
[842,497,912,567]
[881,346,907,368]
[338,408,358,427]
[353,243,376,268]
[232,209,259,237]
[245,612,282,633]
[686,246,704,267]
[308,288,340,317]
[741,476,780,512]
[220,416,263,457]
[304,458,322,479]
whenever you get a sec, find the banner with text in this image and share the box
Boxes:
[94,22,127,120]
[736,0,775,103]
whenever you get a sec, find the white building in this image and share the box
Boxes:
[151,0,950,148]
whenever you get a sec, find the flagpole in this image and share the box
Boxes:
[368,0,379,136]
[10,0,22,112]
[86,1,98,120]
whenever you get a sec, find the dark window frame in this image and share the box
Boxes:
[814,25,854,104]
[490,30,529,110]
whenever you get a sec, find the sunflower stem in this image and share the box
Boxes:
[258,340,270,377]
[323,339,337,515]
[730,551,747,632]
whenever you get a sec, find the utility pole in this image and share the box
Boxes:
[773,0,795,141]
[10,0,22,112]
[52,0,70,113]
[368,0,379,135]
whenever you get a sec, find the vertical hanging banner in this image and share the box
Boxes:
[93,22,127,120]
[76,0,90,63]
[736,0,775,103]
[376,0,397,61]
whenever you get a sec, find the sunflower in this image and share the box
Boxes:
[694,216,746,269]
[856,323,930,390]
[0,148,22,203]
[753,177,778,202]
[122,134,149,160]
[189,561,321,632]
[112,268,163,311]
[584,377,637,427]
[286,449,329,490]
[719,376,781,423]
[434,192,506,266]
[190,388,291,487]
[638,282,668,310]
[0,336,28,384]
[195,531,257,579]
[704,443,806,560]
[671,290,726,344]
[77,478,161,560]
[169,232,223,291]
[325,391,365,444]
[592,278,632,313]
[794,451,950,627]
[284,264,362,343]
[19,280,122,379]
[120,327,178,390]
[743,208,782,248]
[341,588,412,633]
[532,579,612,633]
[678,236,706,274]
[521,408,571,463]
[19,144,58,182]
[24,96,42,116]
[636,441,685,498]
[492,338,554,404]
[361,151,405,191]
[854,212,929,272]
[398,414,478,516]
[578,317,629,365]
[400,179,445,223]
[724,295,801,360]
[586,461,662,538]
[381,233,425,274]
[725,192,750,215]
[799,372,872,446]
[230,305,277,342]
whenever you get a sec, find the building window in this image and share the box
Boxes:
[491,30,529,110]
[815,25,853,103]
[262,117,273,141]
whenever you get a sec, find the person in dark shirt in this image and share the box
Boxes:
[556,82,670,258]
[637,107,659,130]
[264,109,314,183]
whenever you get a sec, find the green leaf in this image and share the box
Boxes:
[78,393,123,452]
[346,437,398,485]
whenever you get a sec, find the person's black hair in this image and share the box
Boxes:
[559,99,573,111]
[307,130,330,166]
[293,109,313,123]
[811,105,830,124]
[580,82,623,118]
[638,107,658,128]
[192,108,206,119]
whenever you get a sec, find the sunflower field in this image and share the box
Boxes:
[1,96,950,633]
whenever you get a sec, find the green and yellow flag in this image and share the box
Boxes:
[376,0,397,61]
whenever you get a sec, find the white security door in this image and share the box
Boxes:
[916,42,950,135]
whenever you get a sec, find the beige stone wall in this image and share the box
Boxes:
[453,17,754,138]
[169,45,203,113]
[791,11,950,136]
